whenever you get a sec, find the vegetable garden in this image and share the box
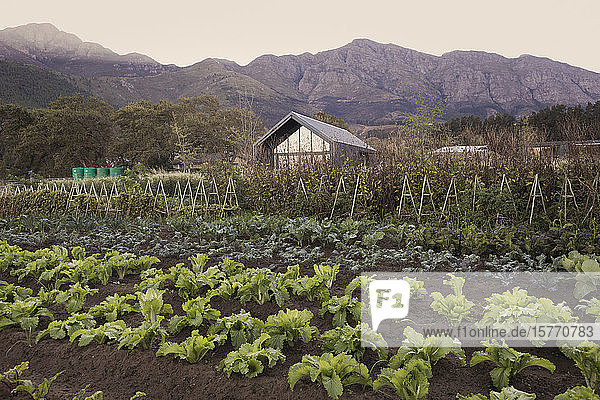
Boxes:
[1,157,600,399]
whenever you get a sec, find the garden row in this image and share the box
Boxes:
[1,242,600,399]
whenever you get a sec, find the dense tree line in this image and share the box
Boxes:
[445,101,600,141]
[0,94,262,177]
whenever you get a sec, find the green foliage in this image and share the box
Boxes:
[55,283,98,313]
[36,313,96,343]
[390,326,465,367]
[373,358,431,400]
[553,386,599,400]
[0,280,33,302]
[263,308,318,349]
[470,343,555,389]
[207,310,264,348]
[89,294,138,322]
[320,294,361,328]
[70,320,127,346]
[457,387,537,400]
[137,288,173,324]
[561,342,600,393]
[288,353,371,400]
[320,323,387,361]
[13,371,63,400]
[0,297,53,340]
[168,295,220,334]
[157,330,225,363]
[218,333,285,378]
[0,361,29,390]
[117,319,168,350]
[429,273,474,326]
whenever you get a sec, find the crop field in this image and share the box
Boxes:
[1,160,600,400]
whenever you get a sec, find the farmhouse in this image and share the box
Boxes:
[254,111,375,168]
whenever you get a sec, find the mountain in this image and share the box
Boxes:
[1,24,600,125]
[0,60,85,108]
[0,23,178,78]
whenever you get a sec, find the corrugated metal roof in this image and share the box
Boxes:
[255,111,376,152]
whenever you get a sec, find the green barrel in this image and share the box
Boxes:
[109,166,124,177]
[83,167,97,179]
[72,167,84,180]
[97,167,110,177]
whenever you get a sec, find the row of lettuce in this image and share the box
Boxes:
[1,242,600,399]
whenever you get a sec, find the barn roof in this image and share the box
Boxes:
[254,111,375,152]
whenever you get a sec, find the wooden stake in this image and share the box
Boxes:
[418,175,435,220]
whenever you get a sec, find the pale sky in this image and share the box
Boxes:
[1,0,599,72]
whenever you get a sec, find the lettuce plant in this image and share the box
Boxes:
[55,283,99,314]
[288,352,370,399]
[390,326,465,367]
[168,296,220,334]
[13,371,63,400]
[263,308,318,349]
[157,330,225,363]
[70,321,127,346]
[320,323,387,361]
[207,310,264,348]
[373,358,431,400]
[137,289,173,324]
[553,386,599,400]
[561,342,600,393]
[429,273,474,326]
[470,343,555,389]
[89,294,138,322]
[218,333,285,378]
[36,313,96,343]
[319,295,361,328]
[457,386,537,400]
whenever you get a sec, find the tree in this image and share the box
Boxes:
[312,112,349,130]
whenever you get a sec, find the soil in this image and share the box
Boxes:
[0,249,587,400]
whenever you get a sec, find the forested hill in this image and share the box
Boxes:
[0,60,84,108]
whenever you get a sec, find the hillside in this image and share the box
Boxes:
[0,60,85,108]
[1,24,600,125]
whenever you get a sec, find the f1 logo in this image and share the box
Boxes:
[369,279,410,330]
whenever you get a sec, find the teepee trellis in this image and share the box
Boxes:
[583,172,600,223]
[330,176,347,219]
[440,176,459,220]
[560,173,578,223]
[221,176,239,215]
[418,175,436,220]
[526,174,546,224]
[496,174,517,224]
[398,175,417,217]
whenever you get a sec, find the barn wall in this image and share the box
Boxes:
[274,126,331,168]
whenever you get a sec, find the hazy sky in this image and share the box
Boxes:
[1,0,599,72]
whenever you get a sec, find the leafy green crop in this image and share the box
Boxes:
[157,330,225,363]
[391,326,466,367]
[288,352,371,400]
[118,319,167,350]
[373,358,431,400]
[70,320,127,346]
[263,308,318,349]
[13,371,63,400]
[319,295,361,328]
[36,313,96,343]
[137,288,173,324]
[320,323,387,361]
[0,297,53,344]
[470,343,555,389]
[207,310,264,348]
[0,280,32,302]
[457,386,537,400]
[429,273,474,326]
[55,283,99,314]
[218,333,285,378]
[89,294,139,322]
[168,295,220,334]
[553,386,599,400]
[561,342,600,393]
[0,361,29,392]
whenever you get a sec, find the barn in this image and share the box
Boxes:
[253,111,375,168]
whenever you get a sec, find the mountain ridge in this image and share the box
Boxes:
[1,23,599,125]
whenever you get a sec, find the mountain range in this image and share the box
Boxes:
[1,23,600,125]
